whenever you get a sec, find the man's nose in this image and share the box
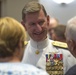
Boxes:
[35,24,42,32]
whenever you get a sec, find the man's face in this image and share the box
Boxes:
[50,19,57,28]
[25,9,48,42]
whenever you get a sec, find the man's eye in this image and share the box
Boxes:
[38,21,45,25]
[29,23,36,26]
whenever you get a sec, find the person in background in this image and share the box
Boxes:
[22,1,76,75]
[48,17,59,39]
[51,24,66,42]
[65,16,76,58]
[0,17,48,75]
[65,16,76,75]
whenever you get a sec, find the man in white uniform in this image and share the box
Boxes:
[0,17,48,75]
[22,1,76,74]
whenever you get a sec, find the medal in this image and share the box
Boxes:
[46,61,51,66]
[35,50,40,54]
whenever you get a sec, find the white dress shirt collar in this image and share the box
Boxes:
[30,37,49,49]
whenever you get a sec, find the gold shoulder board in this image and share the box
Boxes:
[24,41,28,45]
[52,41,68,49]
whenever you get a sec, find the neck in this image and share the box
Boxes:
[30,37,49,49]
[0,57,20,62]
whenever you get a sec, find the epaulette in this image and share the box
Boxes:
[24,41,28,45]
[52,41,68,49]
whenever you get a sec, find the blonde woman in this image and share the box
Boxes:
[0,17,48,75]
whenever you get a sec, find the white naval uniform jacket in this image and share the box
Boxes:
[22,38,76,74]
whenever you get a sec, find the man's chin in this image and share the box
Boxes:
[33,37,46,42]
[34,39,42,42]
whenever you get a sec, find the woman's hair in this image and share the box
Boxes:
[0,17,26,58]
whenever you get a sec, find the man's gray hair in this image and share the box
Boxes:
[66,16,76,41]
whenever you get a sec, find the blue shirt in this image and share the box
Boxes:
[0,63,48,75]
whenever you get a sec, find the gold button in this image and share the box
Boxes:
[35,50,40,54]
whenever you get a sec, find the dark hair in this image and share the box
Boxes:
[53,24,66,40]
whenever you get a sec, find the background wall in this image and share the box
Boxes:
[39,0,76,24]
[1,0,38,22]
[1,0,76,24]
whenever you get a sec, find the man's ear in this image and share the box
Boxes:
[68,40,76,52]
[69,40,76,57]
[21,21,27,31]
[47,15,50,26]
[71,40,76,51]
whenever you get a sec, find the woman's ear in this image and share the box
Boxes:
[14,39,25,61]
[18,39,25,49]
